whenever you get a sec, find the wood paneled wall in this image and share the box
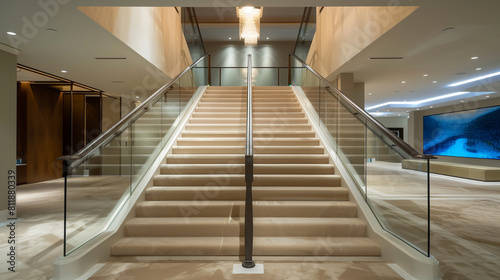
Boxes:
[18,83,64,183]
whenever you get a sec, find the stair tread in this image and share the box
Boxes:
[111,236,380,256]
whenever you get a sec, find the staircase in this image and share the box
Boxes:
[111,86,380,257]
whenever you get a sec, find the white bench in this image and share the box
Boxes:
[402,159,500,182]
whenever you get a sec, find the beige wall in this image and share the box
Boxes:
[0,49,17,221]
[80,7,193,80]
[306,6,417,81]
[410,97,500,167]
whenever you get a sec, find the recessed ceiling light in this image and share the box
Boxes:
[7,31,16,35]
[61,70,67,73]
[476,68,482,71]
[471,56,478,60]
[401,81,406,84]
[368,92,372,95]
[136,96,139,99]
[417,108,420,110]
[229,37,232,40]
[266,37,269,40]
[423,74,428,77]
[433,81,437,83]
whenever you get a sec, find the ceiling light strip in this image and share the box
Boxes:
[449,71,500,87]
[366,91,476,110]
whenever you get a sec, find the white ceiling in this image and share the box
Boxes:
[2,0,500,115]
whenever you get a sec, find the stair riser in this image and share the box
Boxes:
[136,204,357,218]
[197,102,299,108]
[171,146,324,154]
[153,175,340,187]
[181,131,315,138]
[160,164,334,175]
[191,112,305,118]
[184,125,312,132]
[166,155,330,165]
[111,238,380,257]
[123,220,366,238]
[188,118,308,125]
[176,139,320,147]
[146,187,349,201]
[195,107,302,113]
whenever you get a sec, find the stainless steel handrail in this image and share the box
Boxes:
[246,55,253,160]
[60,54,209,166]
[242,53,255,268]
[290,53,436,159]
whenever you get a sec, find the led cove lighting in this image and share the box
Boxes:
[449,71,500,87]
[365,91,471,110]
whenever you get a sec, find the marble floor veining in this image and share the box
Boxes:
[1,163,500,279]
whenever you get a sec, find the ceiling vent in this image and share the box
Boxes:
[95,57,127,60]
[369,57,404,60]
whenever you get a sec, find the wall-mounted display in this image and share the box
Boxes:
[423,106,500,159]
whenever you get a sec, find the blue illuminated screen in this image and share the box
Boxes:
[423,106,500,159]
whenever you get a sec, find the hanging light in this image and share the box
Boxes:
[236,7,263,46]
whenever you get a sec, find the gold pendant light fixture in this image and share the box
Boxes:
[236,7,263,45]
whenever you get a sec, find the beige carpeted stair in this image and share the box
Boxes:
[111,86,380,257]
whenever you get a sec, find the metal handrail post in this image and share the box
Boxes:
[242,54,255,269]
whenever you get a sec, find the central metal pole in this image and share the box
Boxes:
[242,54,255,268]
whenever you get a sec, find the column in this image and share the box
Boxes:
[0,47,18,222]
[337,72,365,108]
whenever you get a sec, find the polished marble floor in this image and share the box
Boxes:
[0,164,499,280]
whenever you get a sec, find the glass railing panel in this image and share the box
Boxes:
[221,68,247,86]
[302,72,321,122]
[63,55,209,256]
[211,68,221,86]
[182,7,205,61]
[365,123,429,255]
[253,68,278,86]
[179,68,197,110]
[130,109,163,192]
[318,86,339,153]
[293,7,316,61]
[65,130,132,254]
[278,67,289,86]
[289,54,430,257]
